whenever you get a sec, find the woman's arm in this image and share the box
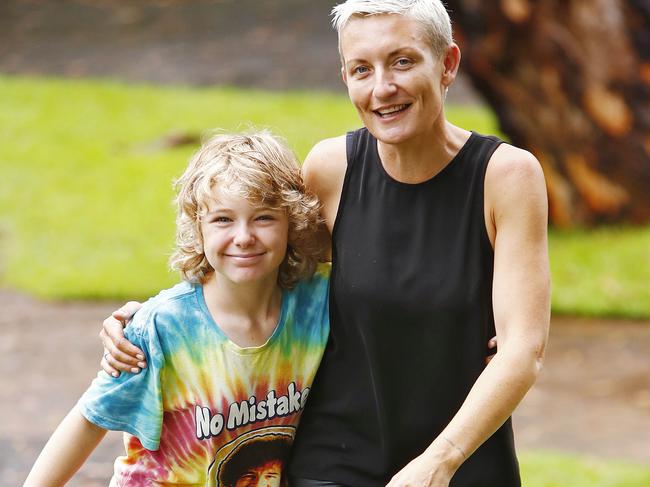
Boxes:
[24,406,107,487]
[387,146,551,487]
[99,301,145,376]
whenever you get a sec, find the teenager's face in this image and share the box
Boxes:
[340,14,457,145]
[200,189,289,287]
[234,460,282,487]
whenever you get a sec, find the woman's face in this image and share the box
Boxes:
[340,14,457,145]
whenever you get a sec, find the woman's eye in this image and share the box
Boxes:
[396,58,412,67]
[212,216,231,223]
[353,65,369,75]
[256,214,274,221]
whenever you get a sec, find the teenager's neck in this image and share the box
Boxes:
[377,120,470,184]
[202,272,282,332]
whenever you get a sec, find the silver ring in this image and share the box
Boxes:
[103,352,110,360]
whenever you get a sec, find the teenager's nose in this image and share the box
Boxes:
[233,223,255,247]
[373,69,398,100]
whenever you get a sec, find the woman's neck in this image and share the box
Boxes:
[377,121,471,184]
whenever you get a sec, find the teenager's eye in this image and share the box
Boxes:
[256,214,275,221]
[211,216,231,223]
[395,58,412,68]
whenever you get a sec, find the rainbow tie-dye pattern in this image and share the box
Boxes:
[79,266,330,487]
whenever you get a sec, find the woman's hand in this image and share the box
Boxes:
[386,441,460,487]
[385,334,504,487]
[99,301,144,377]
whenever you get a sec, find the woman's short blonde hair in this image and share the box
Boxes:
[169,130,325,289]
[332,0,453,58]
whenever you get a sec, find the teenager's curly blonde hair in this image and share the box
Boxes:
[169,130,325,289]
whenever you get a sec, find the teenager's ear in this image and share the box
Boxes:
[341,66,348,87]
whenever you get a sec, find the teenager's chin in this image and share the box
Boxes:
[220,269,277,286]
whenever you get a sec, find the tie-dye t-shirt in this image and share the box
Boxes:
[78,266,330,487]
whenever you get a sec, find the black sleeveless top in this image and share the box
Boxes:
[289,128,520,487]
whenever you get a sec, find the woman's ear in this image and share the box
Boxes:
[442,43,461,87]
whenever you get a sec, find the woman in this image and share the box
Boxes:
[101,1,550,486]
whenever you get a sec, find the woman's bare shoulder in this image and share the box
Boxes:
[302,135,348,201]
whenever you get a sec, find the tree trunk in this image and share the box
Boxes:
[447,0,650,226]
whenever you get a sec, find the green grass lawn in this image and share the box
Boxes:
[520,451,650,487]
[0,74,648,317]
[550,226,650,318]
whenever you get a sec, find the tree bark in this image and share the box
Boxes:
[447,0,650,226]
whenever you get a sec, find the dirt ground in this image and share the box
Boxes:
[1,289,649,486]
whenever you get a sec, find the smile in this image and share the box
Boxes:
[374,104,411,118]
[224,252,266,260]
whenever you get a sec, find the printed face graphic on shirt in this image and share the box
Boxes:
[209,427,293,487]
[233,460,282,487]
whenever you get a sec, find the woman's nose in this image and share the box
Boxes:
[373,69,398,99]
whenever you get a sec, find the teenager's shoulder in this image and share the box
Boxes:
[287,263,330,309]
[128,282,199,335]
[282,264,330,340]
[300,263,331,290]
